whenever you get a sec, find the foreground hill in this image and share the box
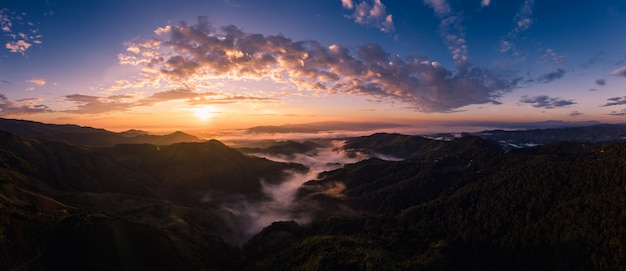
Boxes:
[0,131,305,270]
[263,138,626,270]
[0,118,203,146]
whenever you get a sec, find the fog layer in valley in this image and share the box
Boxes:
[217,140,384,244]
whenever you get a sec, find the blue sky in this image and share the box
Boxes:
[1,0,626,131]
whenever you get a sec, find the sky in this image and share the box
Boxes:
[1,0,626,133]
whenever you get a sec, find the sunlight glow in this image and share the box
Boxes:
[193,105,217,121]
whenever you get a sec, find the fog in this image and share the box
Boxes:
[217,140,371,245]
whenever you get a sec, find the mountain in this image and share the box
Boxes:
[0,118,203,146]
[472,123,626,146]
[343,132,503,159]
[258,138,626,270]
[0,130,306,270]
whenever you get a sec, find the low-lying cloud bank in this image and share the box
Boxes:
[217,140,374,244]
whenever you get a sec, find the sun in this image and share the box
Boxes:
[193,105,217,121]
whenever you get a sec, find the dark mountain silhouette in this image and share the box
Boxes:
[0,118,203,146]
[0,130,306,270]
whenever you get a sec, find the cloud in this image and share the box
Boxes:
[64,94,137,114]
[520,95,576,109]
[63,87,279,114]
[481,0,491,7]
[119,19,517,113]
[140,88,278,106]
[246,121,408,134]
[341,0,394,33]
[138,88,199,106]
[1,8,42,55]
[536,68,566,83]
[540,48,566,65]
[608,109,626,117]
[581,51,604,69]
[500,0,535,57]
[612,65,626,77]
[595,79,606,86]
[26,77,46,86]
[600,96,626,107]
[512,0,535,33]
[341,0,354,9]
[5,40,31,54]
[569,111,583,117]
[0,93,51,115]
[423,0,468,68]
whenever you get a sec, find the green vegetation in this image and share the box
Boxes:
[2,126,626,270]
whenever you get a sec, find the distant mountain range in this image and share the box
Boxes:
[0,118,203,146]
[472,123,626,146]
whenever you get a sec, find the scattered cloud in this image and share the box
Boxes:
[539,48,566,65]
[535,68,566,83]
[580,51,604,69]
[6,40,31,54]
[512,0,535,34]
[520,95,576,109]
[63,87,280,114]
[341,0,354,9]
[341,0,394,33]
[608,109,626,116]
[500,0,535,59]
[64,94,137,114]
[481,0,491,7]
[595,79,606,86]
[423,0,468,68]
[26,77,46,86]
[118,19,517,113]
[138,88,198,106]
[600,96,626,107]
[611,65,626,77]
[569,111,583,117]
[246,121,408,134]
[0,93,51,115]
[1,8,42,55]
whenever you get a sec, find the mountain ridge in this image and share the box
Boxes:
[0,118,203,146]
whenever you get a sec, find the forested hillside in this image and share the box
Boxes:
[1,127,626,270]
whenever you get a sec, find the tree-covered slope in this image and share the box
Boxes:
[0,130,305,270]
[256,139,626,270]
